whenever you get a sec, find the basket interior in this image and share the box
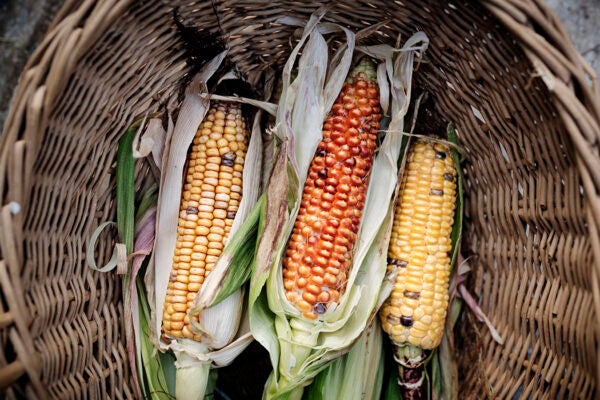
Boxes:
[1,0,596,398]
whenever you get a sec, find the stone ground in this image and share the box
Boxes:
[0,0,64,127]
[547,0,600,77]
[1,1,599,130]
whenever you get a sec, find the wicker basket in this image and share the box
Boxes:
[0,0,598,398]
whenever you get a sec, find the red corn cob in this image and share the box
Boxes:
[282,58,382,320]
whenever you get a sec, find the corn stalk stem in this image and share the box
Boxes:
[398,364,424,400]
[264,318,319,399]
[264,374,306,400]
[175,361,211,400]
[288,317,319,370]
[285,385,305,400]
[394,344,429,400]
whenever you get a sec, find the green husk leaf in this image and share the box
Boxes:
[192,193,264,309]
[432,318,458,400]
[447,122,464,273]
[133,199,170,399]
[303,320,384,400]
[138,275,177,399]
[430,350,442,400]
[135,182,158,223]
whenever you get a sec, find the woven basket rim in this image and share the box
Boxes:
[0,1,598,398]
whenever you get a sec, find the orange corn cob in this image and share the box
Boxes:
[282,58,382,320]
[162,101,248,341]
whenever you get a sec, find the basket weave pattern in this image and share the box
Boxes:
[0,0,598,399]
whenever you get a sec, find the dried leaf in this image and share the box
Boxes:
[132,118,166,165]
[86,221,118,273]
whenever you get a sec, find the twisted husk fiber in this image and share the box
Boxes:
[0,0,598,399]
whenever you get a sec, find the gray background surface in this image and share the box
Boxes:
[547,0,600,76]
[0,0,599,129]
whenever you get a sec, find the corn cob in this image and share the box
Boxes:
[380,138,456,350]
[282,58,381,320]
[161,101,248,340]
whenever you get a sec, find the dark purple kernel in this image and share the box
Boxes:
[443,173,455,181]
[313,303,326,314]
[435,151,447,160]
[160,334,172,345]
[388,258,408,267]
[400,316,414,327]
[404,291,420,299]
[226,211,237,219]
[186,207,199,214]
[430,188,444,196]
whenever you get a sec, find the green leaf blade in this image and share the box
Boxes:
[211,195,264,306]
[446,122,464,273]
[116,126,136,255]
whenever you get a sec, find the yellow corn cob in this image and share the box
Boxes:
[282,58,382,320]
[380,139,457,349]
[161,101,248,340]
